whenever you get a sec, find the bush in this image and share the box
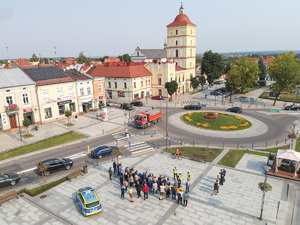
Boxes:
[208,112,215,116]
[269,154,274,160]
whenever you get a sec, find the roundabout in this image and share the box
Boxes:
[182,112,252,131]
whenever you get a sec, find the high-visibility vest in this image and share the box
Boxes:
[187,174,190,179]
[179,174,182,180]
[173,168,177,174]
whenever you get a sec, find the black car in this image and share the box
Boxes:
[130,101,143,106]
[284,105,300,111]
[210,90,222,96]
[0,173,20,187]
[37,158,73,176]
[184,104,202,110]
[91,146,119,159]
[120,103,133,110]
[227,107,242,113]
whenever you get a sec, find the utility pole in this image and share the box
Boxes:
[166,103,168,151]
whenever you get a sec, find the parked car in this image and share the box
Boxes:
[284,104,300,111]
[184,103,202,110]
[0,173,20,187]
[77,187,102,216]
[152,95,164,100]
[130,101,143,106]
[227,107,242,113]
[106,101,113,106]
[91,146,119,159]
[210,90,222,96]
[120,103,133,110]
[37,158,73,176]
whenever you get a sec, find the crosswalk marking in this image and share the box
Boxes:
[111,131,135,140]
[124,141,154,156]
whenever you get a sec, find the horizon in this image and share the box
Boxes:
[1,0,300,60]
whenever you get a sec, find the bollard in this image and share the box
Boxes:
[87,146,90,152]
[237,143,239,149]
[276,141,278,146]
[193,140,194,146]
[252,143,254,149]
[266,142,267,148]
[181,140,183,146]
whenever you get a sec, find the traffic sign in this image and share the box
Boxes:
[86,138,89,142]
[266,109,280,112]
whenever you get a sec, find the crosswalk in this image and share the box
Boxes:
[111,131,135,140]
[124,141,155,156]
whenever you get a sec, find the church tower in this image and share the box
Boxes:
[166,3,196,92]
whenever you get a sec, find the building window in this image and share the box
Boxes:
[171,77,173,81]
[190,39,192,45]
[69,103,76,112]
[175,40,178,46]
[158,78,162,85]
[190,61,192,67]
[141,81,143,87]
[68,86,73,95]
[124,82,127,89]
[176,50,179,58]
[176,30,178,35]
[58,105,65,115]
[44,107,52,119]
[98,83,103,92]
[6,96,13,105]
[190,49,192,57]
[22,93,29,104]
[80,88,84,96]
[148,79,150,85]
[159,89,162,95]
[114,82,117,88]
[42,90,49,99]
[145,80,147,86]
[190,74,193,79]
[183,75,185,82]
[57,88,63,97]
[108,82,111,88]
[87,87,91,95]
[179,77,181,82]
[134,82,136,88]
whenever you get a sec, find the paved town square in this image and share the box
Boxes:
[0,151,285,225]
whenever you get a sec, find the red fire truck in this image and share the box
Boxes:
[134,109,162,129]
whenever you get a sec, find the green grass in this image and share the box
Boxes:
[22,134,34,138]
[64,123,75,127]
[218,150,269,167]
[182,112,252,131]
[163,147,223,162]
[0,132,88,161]
[18,177,67,197]
[296,138,300,152]
[259,144,290,153]
[260,92,300,103]
[241,85,261,94]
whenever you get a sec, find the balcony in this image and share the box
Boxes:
[5,104,19,113]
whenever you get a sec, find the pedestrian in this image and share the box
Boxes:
[166,178,170,186]
[129,174,134,188]
[75,115,78,121]
[160,184,166,200]
[117,163,120,175]
[173,167,178,180]
[183,191,189,206]
[177,188,183,205]
[223,169,226,178]
[124,171,129,182]
[124,180,128,191]
[120,174,123,186]
[136,181,141,198]
[113,161,116,174]
[143,184,149,200]
[148,178,153,194]
[129,187,134,202]
[212,179,219,195]
[186,179,190,192]
[178,173,182,187]
[166,184,170,198]
[121,185,125,200]
[171,185,176,199]
[153,181,158,194]
[142,179,147,189]
[134,173,139,186]
[187,172,191,181]
[220,172,224,185]
[157,176,161,193]
[108,167,112,180]
[174,179,178,189]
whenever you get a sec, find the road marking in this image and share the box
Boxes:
[17,167,36,174]
[69,153,86,160]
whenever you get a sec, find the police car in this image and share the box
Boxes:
[77,187,102,216]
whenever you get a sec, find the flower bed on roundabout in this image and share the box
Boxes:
[182,112,252,131]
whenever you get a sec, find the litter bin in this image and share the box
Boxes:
[83,165,88,174]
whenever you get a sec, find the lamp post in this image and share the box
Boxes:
[291,122,297,150]
[15,112,22,141]
[259,166,271,220]
[166,103,168,151]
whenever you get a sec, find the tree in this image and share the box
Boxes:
[118,54,131,62]
[165,81,178,101]
[190,77,200,92]
[269,52,300,105]
[258,181,273,220]
[30,54,39,62]
[22,118,31,134]
[224,62,231,74]
[231,57,260,94]
[77,51,90,64]
[258,58,267,80]
[199,76,206,90]
[64,109,72,124]
[201,50,224,85]
[225,68,242,102]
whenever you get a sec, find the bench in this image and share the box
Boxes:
[67,169,84,181]
[192,154,206,163]
[0,191,19,206]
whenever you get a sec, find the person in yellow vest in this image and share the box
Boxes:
[187,172,191,181]
[173,167,178,180]
[178,173,182,187]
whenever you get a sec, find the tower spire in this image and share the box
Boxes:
[179,2,184,14]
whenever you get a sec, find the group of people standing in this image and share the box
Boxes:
[212,169,226,196]
[108,161,190,206]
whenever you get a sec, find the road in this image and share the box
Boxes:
[0,106,298,195]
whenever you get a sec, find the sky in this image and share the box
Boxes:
[0,0,300,59]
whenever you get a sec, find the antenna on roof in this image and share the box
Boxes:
[54,45,57,62]
[6,43,9,62]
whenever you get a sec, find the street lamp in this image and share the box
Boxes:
[166,103,168,151]
[15,112,22,141]
[259,165,271,220]
[291,122,297,150]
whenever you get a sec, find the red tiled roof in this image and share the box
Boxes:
[90,65,151,78]
[167,14,196,27]
[57,62,71,69]
[81,65,90,71]
[103,62,146,67]
[86,66,96,75]
[64,69,91,81]
[105,57,120,63]
[263,57,274,64]
[175,65,185,71]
